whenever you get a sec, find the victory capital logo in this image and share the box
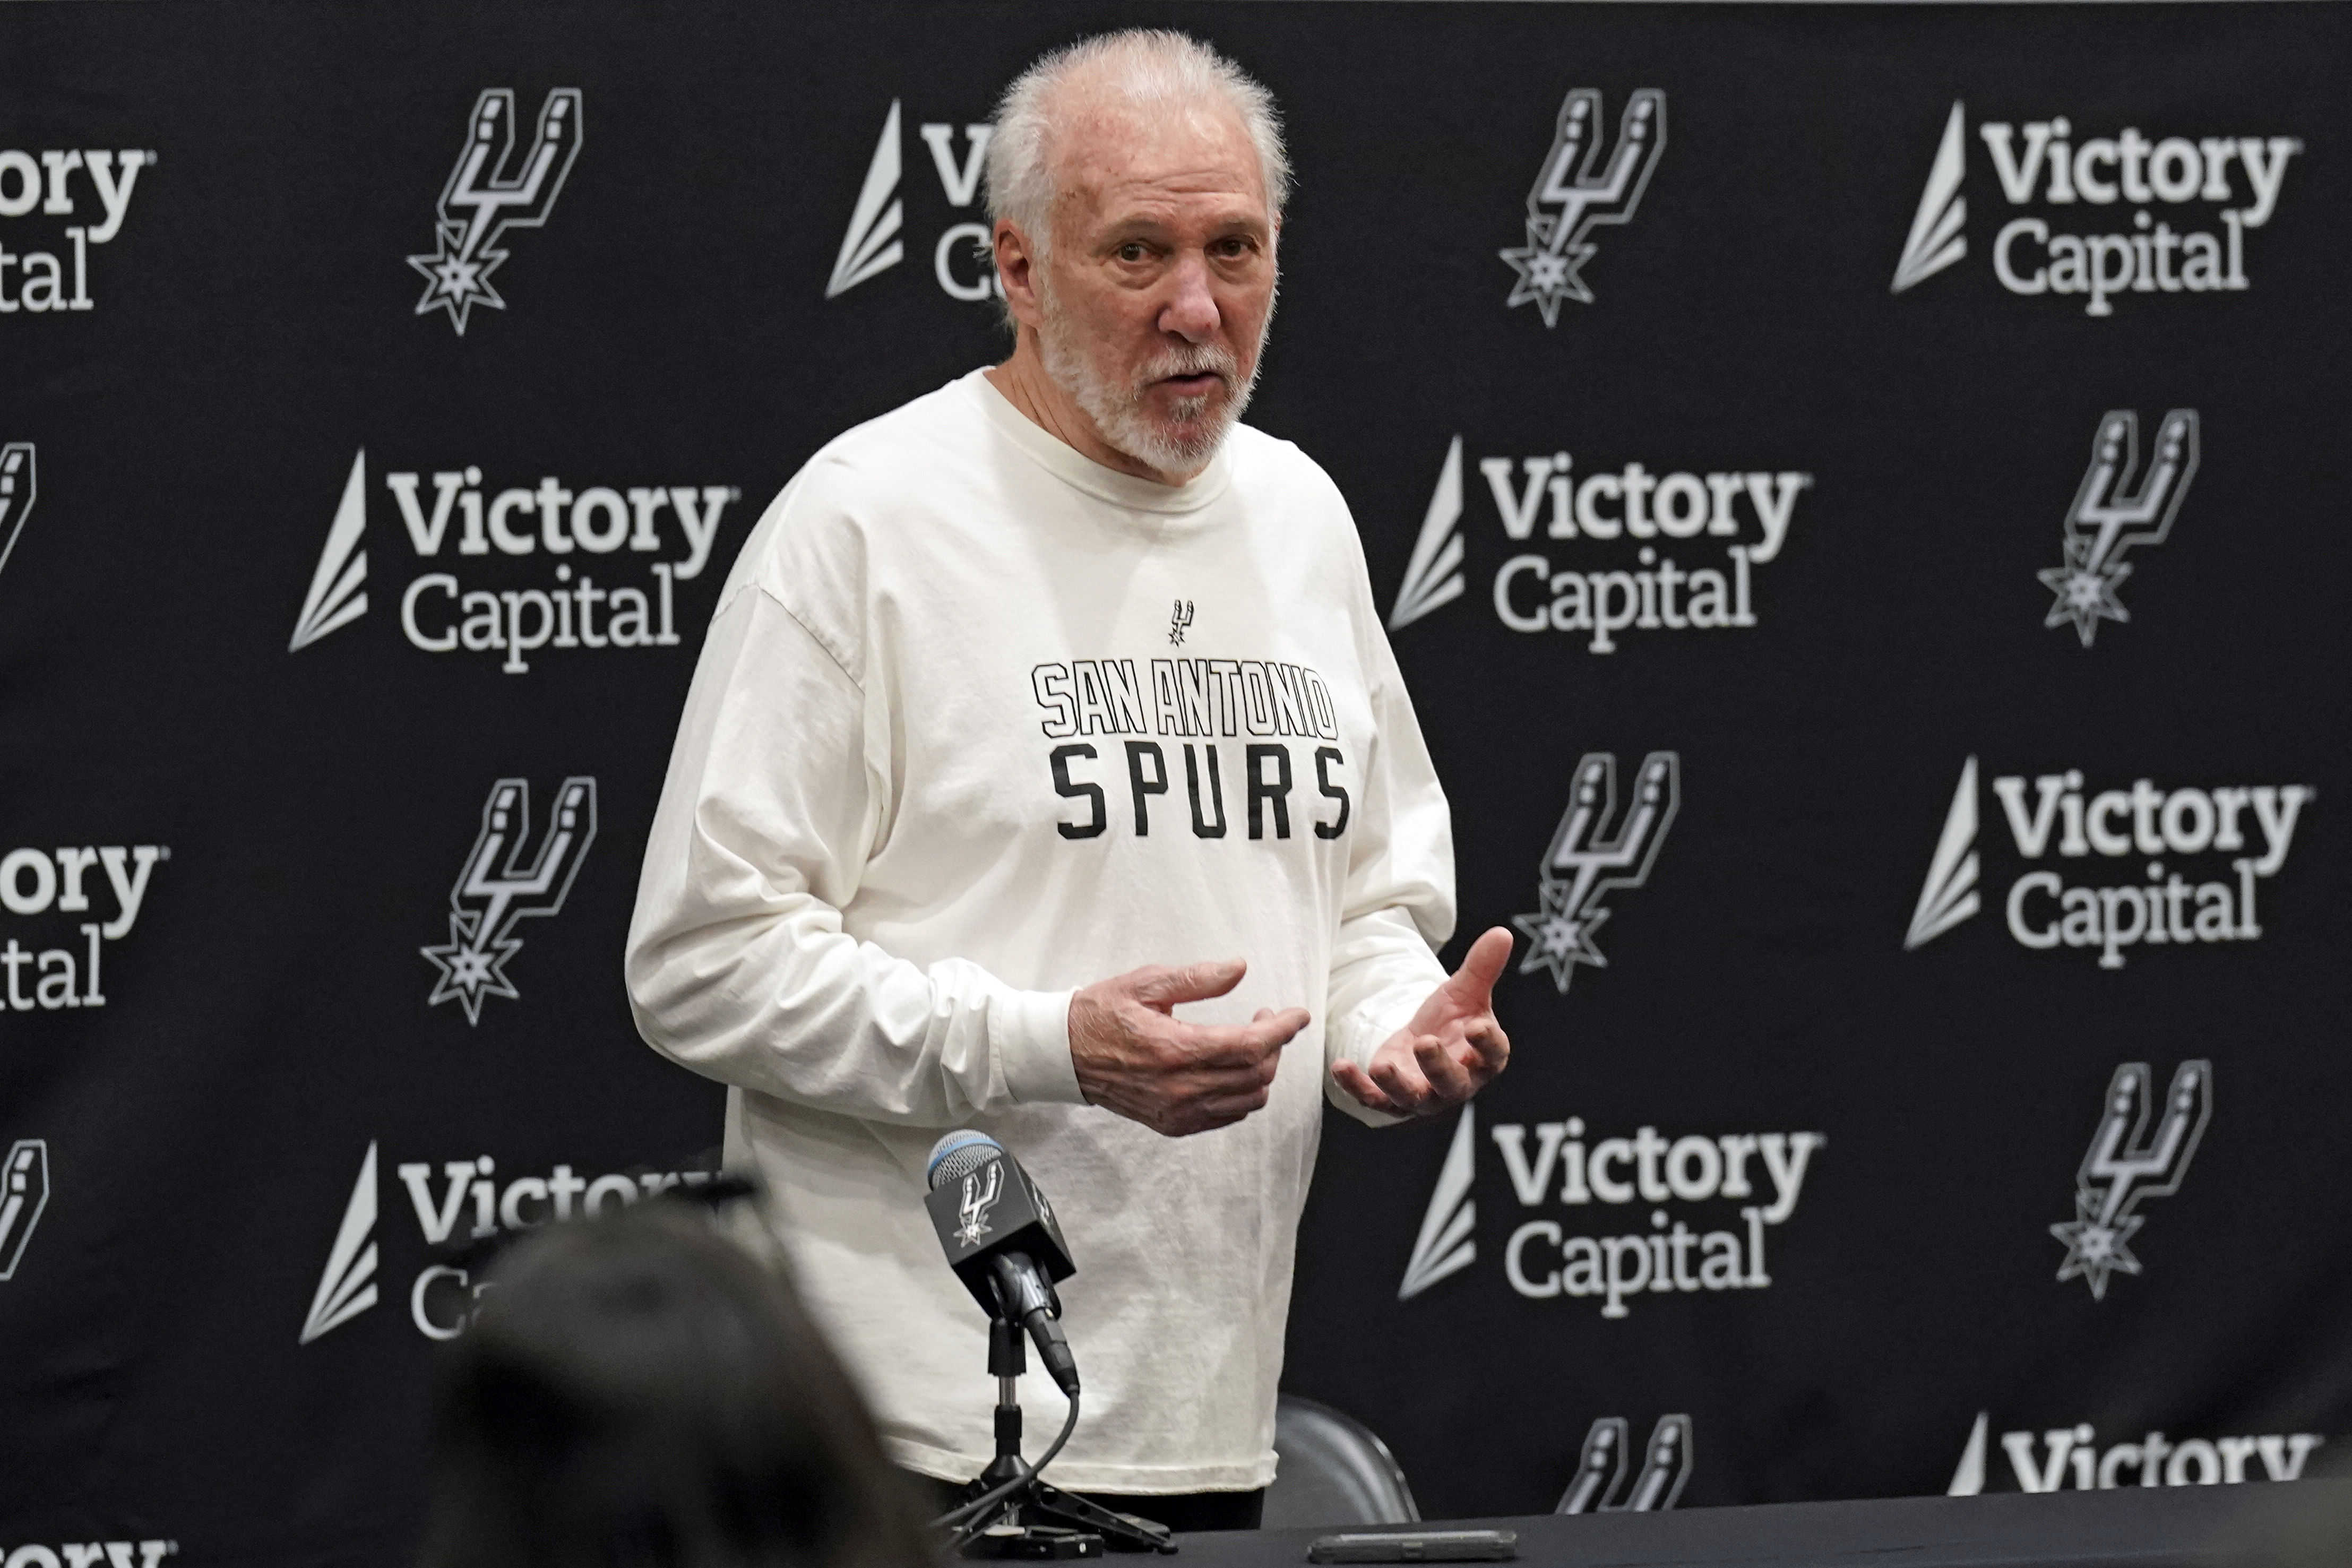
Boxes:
[303,1140,714,1343]
[1948,1409,2323,1495]
[287,451,738,669]
[0,142,154,312]
[1397,1104,1825,1317]
[1387,437,1812,645]
[409,89,583,334]
[422,777,598,1024]
[1906,756,2311,967]
[1501,89,1666,325]
[1891,100,2301,315]
[826,100,1000,303]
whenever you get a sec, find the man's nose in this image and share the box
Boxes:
[1157,253,1221,342]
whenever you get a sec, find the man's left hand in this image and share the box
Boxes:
[1331,927,1514,1118]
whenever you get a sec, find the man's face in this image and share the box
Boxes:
[1030,97,1278,477]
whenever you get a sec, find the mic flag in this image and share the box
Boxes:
[924,1131,1075,1320]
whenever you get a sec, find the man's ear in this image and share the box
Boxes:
[993,220,1047,331]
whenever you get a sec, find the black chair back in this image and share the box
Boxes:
[1264,1394,1422,1528]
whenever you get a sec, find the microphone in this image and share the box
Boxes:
[924,1131,1080,1397]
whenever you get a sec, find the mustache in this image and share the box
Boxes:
[1139,343,1240,391]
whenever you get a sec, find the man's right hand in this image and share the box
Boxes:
[1066,960,1309,1137]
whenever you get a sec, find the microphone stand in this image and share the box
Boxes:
[953,1315,1175,1557]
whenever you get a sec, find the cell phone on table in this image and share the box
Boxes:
[1305,1529,1518,1562]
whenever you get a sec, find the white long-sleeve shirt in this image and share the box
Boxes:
[626,368,1454,1494]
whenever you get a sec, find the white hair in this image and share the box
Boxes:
[985,29,1291,260]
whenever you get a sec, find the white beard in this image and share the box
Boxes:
[1037,284,1266,478]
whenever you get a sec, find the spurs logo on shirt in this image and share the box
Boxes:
[1029,656,1351,842]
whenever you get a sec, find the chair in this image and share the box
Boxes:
[1263,1394,1422,1528]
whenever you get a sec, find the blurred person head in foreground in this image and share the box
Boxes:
[419,1196,934,1568]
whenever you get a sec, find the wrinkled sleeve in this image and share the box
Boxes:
[625,579,1084,1126]
[1320,604,1457,1128]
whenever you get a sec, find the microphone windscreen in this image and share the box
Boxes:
[926,1130,1004,1191]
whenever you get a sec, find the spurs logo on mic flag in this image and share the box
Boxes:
[1513,752,1679,992]
[2050,1061,2210,1299]
[955,1160,1004,1246]
[421,778,598,1023]
[1501,89,1666,325]
[2039,409,2199,647]
[409,89,583,333]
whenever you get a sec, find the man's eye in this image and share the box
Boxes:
[1117,243,1148,263]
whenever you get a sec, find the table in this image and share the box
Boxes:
[1172,1480,2351,1567]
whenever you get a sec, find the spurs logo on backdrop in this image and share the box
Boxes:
[1398,1106,1825,1316]
[0,443,35,582]
[1557,1416,1693,1514]
[2,842,168,1014]
[1513,752,1678,992]
[1906,756,2311,967]
[303,1141,713,1343]
[421,778,597,1024]
[826,101,1001,302]
[955,1162,1004,1246]
[2049,1061,2210,1300]
[408,89,583,334]
[1500,89,1665,325]
[1388,437,1811,643]
[0,1139,50,1280]
[2039,410,2198,647]
[1947,1411,2322,1495]
[1168,599,1194,646]
[1892,100,2301,315]
[0,142,154,313]
[288,452,738,669]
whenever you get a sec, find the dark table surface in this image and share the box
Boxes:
[1171,1482,2351,1567]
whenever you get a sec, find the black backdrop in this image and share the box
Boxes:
[3,3,2348,1563]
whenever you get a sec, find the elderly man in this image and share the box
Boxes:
[627,30,1512,1529]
